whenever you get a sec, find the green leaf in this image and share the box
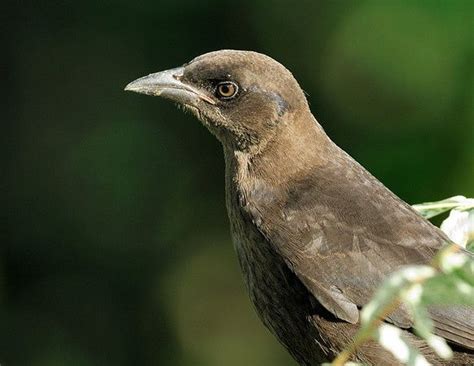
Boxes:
[436,246,474,284]
[374,324,430,366]
[412,196,474,219]
[467,240,474,253]
[409,302,452,359]
[360,266,436,327]
[421,275,474,305]
[440,209,474,247]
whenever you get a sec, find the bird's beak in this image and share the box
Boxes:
[124,67,215,105]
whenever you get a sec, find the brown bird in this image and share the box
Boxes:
[125,50,474,365]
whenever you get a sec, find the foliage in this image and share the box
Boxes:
[414,196,474,251]
[326,197,474,366]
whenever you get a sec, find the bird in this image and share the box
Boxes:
[125,50,474,365]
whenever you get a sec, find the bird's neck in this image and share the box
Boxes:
[224,110,332,189]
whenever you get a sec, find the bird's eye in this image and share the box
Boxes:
[216,81,238,99]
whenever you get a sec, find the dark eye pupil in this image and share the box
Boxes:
[217,82,237,98]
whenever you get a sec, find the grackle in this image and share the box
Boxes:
[125,50,474,365]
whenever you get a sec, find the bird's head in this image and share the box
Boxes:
[125,50,309,152]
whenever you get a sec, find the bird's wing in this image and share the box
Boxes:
[244,145,474,349]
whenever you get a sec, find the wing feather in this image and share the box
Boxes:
[244,145,474,349]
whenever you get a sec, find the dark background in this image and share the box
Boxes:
[2,1,473,365]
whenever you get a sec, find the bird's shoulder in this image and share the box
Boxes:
[239,144,474,349]
[240,144,446,324]
[243,144,448,267]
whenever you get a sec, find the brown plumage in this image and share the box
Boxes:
[125,50,474,365]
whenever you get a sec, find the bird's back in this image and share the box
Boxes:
[224,127,474,364]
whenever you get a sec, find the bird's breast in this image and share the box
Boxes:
[224,171,329,365]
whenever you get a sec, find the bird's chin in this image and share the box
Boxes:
[180,103,201,119]
[178,103,211,128]
[180,104,225,139]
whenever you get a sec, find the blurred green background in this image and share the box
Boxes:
[2,1,473,365]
